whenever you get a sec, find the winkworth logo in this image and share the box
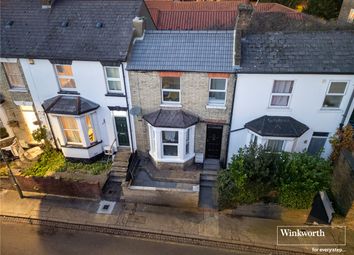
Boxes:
[277,226,346,246]
[280,228,325,237]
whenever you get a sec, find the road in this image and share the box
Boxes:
[0,222,252,255]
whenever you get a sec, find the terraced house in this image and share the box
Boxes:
[0,0,154,161]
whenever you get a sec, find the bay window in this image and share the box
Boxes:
[148,125,195,163]
[266,139,285,152]
[59,116,82,144]
[58,113,99,147]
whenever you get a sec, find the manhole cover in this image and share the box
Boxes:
[97,200,116,214]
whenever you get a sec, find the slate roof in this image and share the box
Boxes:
[42,96,99,115]
[145,0,310,30]
[240,30,354,74]
[245,115,309,138]
[143,109,199,128]
[127,31,234,72]
[0,0,143,62]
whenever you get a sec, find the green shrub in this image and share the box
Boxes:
[22,149,65,177]
[64,161,110,175]
[218,144,332,209]
[304,0,342,20]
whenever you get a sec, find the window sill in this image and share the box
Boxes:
[105,92,125,97]
[149,152,195,163]
[160,104,182,108]
[206,105,226,110]
[58,90,80,95]
[9,88,28,93]
[61,140,102,149]
[320,107,342,112]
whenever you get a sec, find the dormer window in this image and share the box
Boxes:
[3,62,26,90]
[55,64,76,90]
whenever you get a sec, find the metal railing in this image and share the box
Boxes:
[106,138,117,165]
[126,151,140,182]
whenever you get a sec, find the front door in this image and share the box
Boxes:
[115,117,130,147]
[205,125,223,159]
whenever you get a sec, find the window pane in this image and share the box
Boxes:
[59,78,76,88]
[162,131,178,143]
[209,92,226,104]
[272,81,293,93]
[106,67,120,78]
[163,91,180,102]
[322,95,343,108]
[56,65,73,76]
[85,115,96,144]
[64,130,82,143]
[108,80,121,91]
[210,79,226,90]
[329,82,346,94]
[162,77,180,89]
[3,63,25,88]
[267,140,284,152]
[271,95,289,106]
[163,145,178,156]
[60,117,77,129]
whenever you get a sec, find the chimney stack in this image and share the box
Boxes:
[41,0,55,9]
[234,1,253,67]
[132,17,145,39]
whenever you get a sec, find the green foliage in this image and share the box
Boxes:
[218,144,332,209]
[22,148,66,176]
[304,0,342,20]
[32,126,47,143]
[63,161,111,175]
[0,127,9,139]
[22,147,110,177]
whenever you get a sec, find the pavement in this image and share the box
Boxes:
[1,189,353,254]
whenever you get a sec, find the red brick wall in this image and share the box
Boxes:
[0,175,102,199]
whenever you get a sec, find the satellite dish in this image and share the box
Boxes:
[130,106,142,116]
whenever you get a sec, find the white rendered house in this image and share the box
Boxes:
[228,31,354,161]
[0,0,154,161]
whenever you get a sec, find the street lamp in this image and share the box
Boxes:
[0,149,23,199]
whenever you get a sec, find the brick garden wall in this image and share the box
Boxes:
[0,175,102,199]
[331,150,354,217]
[129,71,235,164]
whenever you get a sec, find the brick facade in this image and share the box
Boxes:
[129,71,235,165]
[0,62,36,144]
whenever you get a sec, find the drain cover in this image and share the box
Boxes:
[97,200,116,214]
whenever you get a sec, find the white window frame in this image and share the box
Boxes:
[161,77,181,105]
[54,64,76,91]
[57,112,99,147]
[3,62,26,91]
[148,125,195,163]
[185,128,190,155]
[266,139,285,152]
[269,80,294,108]
[208,78,228,106]
[58,116,83,146]
[322,81,348,109]
[162,130,179,158]
[104,66,124,94]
